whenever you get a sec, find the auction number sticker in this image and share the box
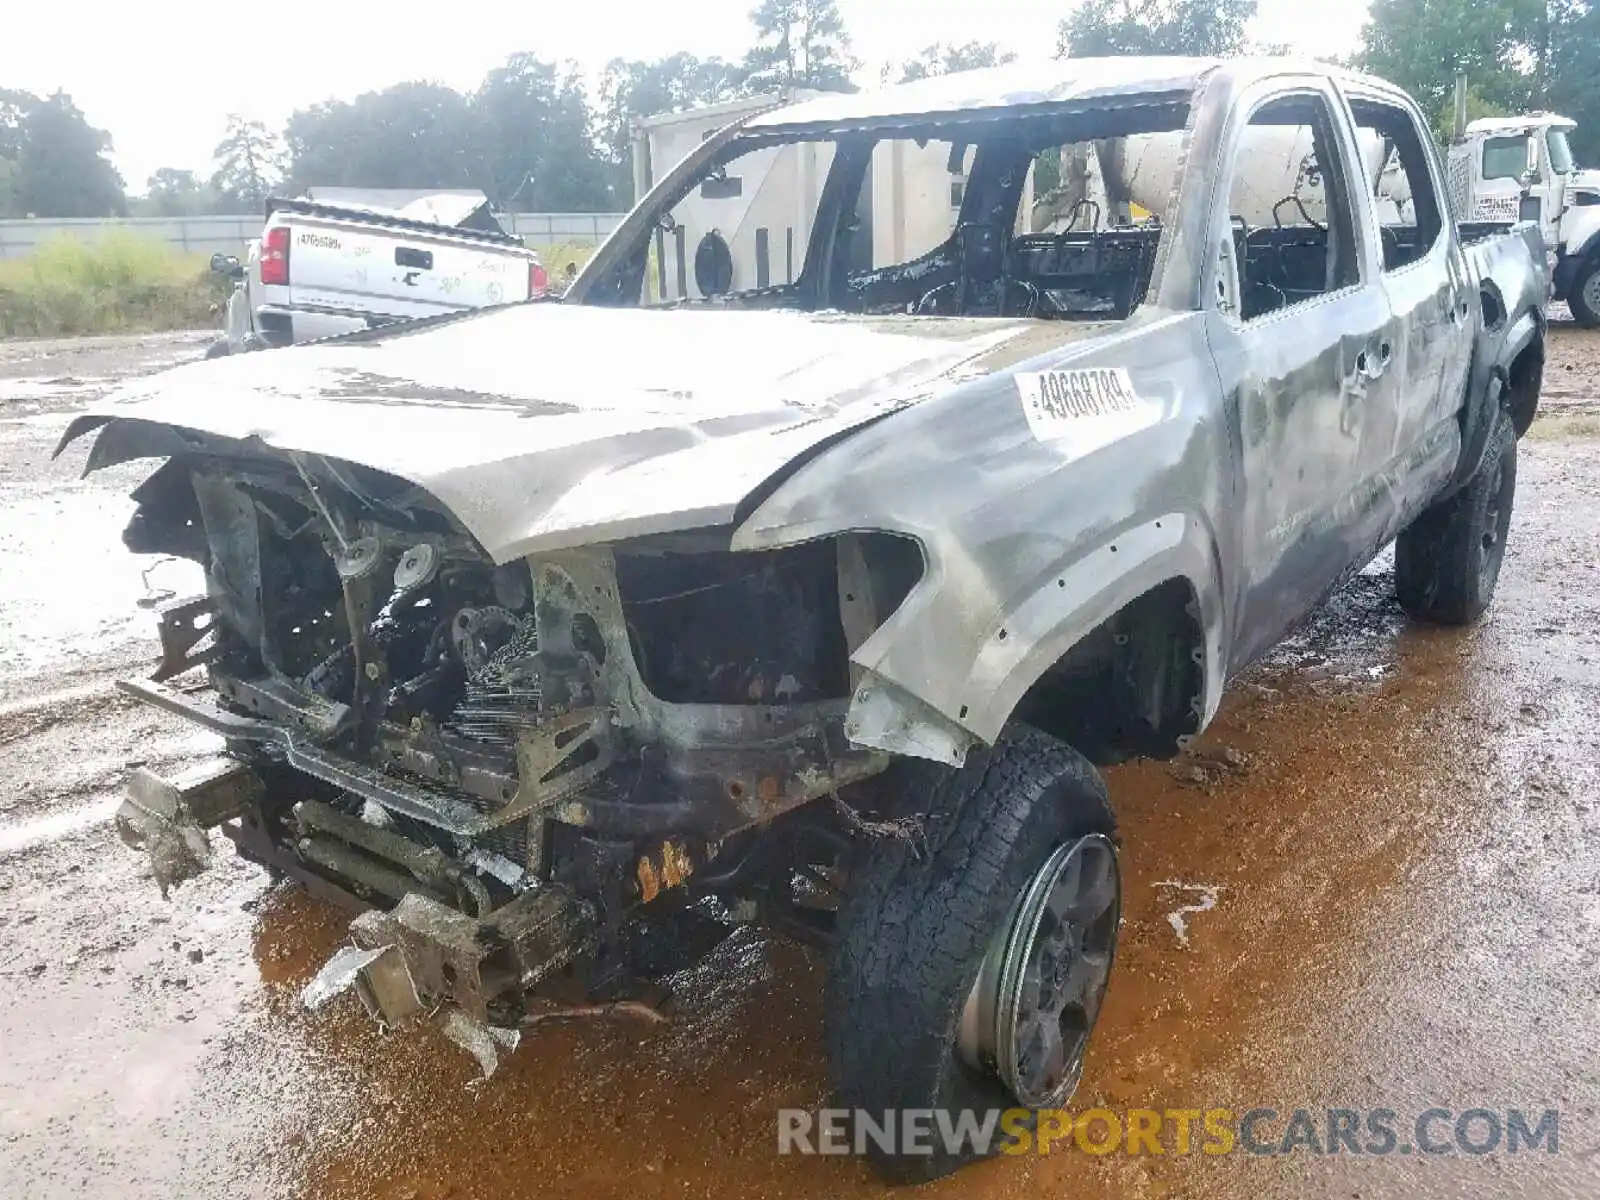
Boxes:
[1017,367,1146,442]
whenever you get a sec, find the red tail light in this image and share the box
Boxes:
[259,226,290,286]
[529,261,549,298]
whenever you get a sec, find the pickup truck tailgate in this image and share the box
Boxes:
[285,215,534,319]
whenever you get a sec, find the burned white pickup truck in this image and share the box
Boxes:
[60,58,1546,1182]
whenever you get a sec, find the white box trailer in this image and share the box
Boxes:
[1034,126,1412,232]
[633,92,1421,307]
[635,92,1022,301]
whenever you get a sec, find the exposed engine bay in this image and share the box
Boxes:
[114,449,920,1032]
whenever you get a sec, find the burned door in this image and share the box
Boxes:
[1205,83,1395,672]
[1344,90,1475,539]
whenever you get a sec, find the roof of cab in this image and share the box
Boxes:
[738,56,1415,133]
[1464,114,1577,136]
[742,57,1222,131]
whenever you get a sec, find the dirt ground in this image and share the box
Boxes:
[1,326,1598,1200]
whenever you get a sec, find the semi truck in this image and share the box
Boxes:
[1444,112,1600,324]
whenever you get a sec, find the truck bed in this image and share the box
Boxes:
[250,200,545,346]
[1461,220,1550,319]
[264,198,529,249]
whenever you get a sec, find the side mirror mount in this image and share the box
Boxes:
[210,252,244,280]
[1521,137,1540,189]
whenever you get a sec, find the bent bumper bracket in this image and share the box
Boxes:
[115,757,265,896]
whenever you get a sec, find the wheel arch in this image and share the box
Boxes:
[1505,330,1544,438]
[845,511,1226,767]
[1448,303,1544,499]
[1010,574,1210,765]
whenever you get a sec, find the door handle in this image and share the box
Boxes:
[394,247,434,270]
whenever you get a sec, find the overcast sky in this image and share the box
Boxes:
[2,1,1371,193]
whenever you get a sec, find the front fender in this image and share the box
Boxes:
[931,511,1226,748]
[1554,211,1600,299]
[1563,210,1600,266]
[739,508,1226,766]
[733,308,1230,766]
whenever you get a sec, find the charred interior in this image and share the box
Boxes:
[578,95,1194,321]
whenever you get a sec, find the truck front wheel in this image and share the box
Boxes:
[1396,408,1517,625]
[1570,257,1600,329]
[826,726,1119,1184]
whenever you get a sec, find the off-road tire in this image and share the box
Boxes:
[825,725,1116,1185]
[1395,408,1517,625]
[1569,257,1600,329]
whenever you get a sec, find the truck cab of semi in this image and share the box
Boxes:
[1447,113,1600,323]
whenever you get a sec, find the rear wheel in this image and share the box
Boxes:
[1570,257,1600,329]
[826,726,1119,1184]
[1395,408,1517,625]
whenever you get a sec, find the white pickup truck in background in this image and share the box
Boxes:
[207,189,549,357]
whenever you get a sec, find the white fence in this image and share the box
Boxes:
[503,212,625,246]
[0,212,627,259]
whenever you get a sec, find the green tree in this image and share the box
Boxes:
[597,54,747,198]
[284,82,477,193]
[472,54,615,211]
[0,88,34,217]
[282,59,615,211]
[145,167,209,216]
[4,91,125,217]
[210,115,282,210]
[1545,0,1600,162]
[1058,0,1258,57]
[0,88,30,161]
[893,41,1018,83]
[1358,0,1544,137]
[744,0,857,92]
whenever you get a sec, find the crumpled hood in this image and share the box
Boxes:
[65,303,1056,560]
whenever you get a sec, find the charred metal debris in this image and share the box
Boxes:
[115,449,919,1033]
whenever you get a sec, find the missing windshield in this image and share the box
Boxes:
[601,97,1191,322]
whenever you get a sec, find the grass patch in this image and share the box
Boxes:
[1526,412,1600,440]
[0,235,600,338]
[527,241,598,290]
[0,233,226,338]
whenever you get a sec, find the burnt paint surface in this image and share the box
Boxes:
[62,58,1544,763]
[738,65,1519,751]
